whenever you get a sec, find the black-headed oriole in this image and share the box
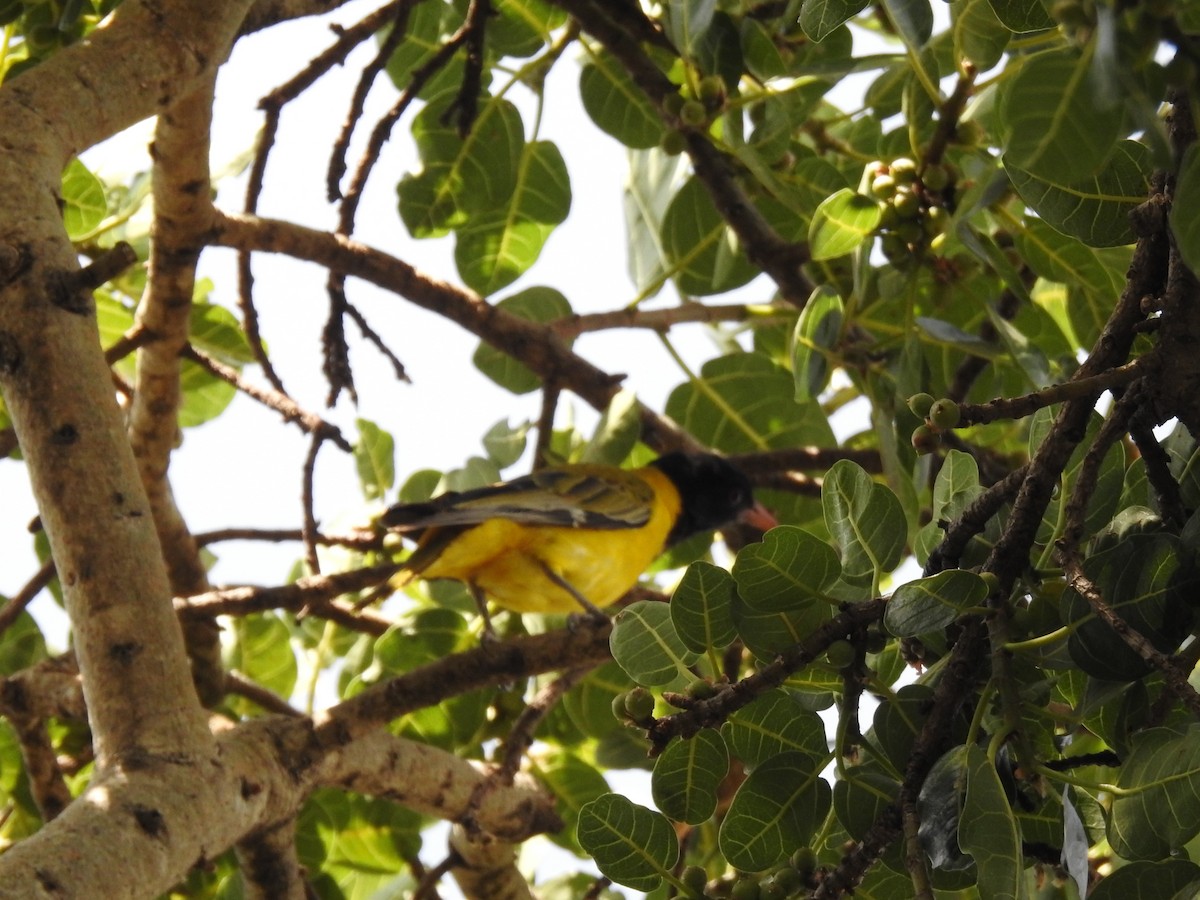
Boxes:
[381,451,775,615]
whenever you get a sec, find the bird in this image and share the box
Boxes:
[380,451,777,617]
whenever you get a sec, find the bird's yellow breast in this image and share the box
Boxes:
[418,467,682,614]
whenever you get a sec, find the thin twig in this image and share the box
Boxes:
[182,344,352,451]
[956,359,1147,427]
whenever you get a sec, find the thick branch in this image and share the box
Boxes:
[0,0,260,766]
[131,80,226,706]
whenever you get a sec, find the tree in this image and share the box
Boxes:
[0,0,1199,896]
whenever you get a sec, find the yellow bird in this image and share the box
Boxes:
[381,451,776,615]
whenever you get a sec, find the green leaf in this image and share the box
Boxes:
[984,0,1053,31]
[671,561,738,653]
[61,158,107,240]
[297,789,420,897]
[482,418,529,467]
[1015,218,1128,347]
[960,745,1028,900]
[1008,140,1151,248]
[732,593,831,659]
[225,613,298,704]
[871,683,933,772]
[665,0,717,58]
[1110,726,1200,859]
[582,388,641,465]
[454,140,571,295]
[791,285,844,401]
[652,728,729,824]
[882,0,933,48]
[952,0,1010,73]
[385,1,466,102]
[1088,860,1200,900]
[354,418,395,502]
[718,751,832,872]
[190,301,254,366]
[1000,46,1123,182]
[561,660,635,740]
[399,96,524,237]
[579,51,663,149]
[0,612,48,676]
[577,794,679,892]
[1062,529,1193,681]
[884,569,990,636]
[625,148,686,295]
[834,763,901,839]
[178,358,236,429]
[808,188,882,261]
[536,751,613,854]
[1171,145,1200,274]
[822,460,907,589]
[661,177,760,295]
[490,0,566,58]
[472,286,573,393]
[610,600,699,688]
[799,0,870,41]
[731,525,841,611]
[722,690,829,769]
[666,352,837,453]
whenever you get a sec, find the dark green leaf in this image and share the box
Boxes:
[651,729,729,824]
[731,525,841,611]
[984,0,1053,32]
[472,287,573,393]
[662,177,760,295]
[1110,726,1200,859]
[799,0,871,41]
[718,751,832,872]
[578,794,679,891]
[959,745,1026,899]
[664,0,717,58]
[822,460,907,589]
[671,561,738,652]
[611,600,699,688]
[722,690,829,769]
[1171,145,1200,273]
[885,569,989,636]
[953,0,1010,72]
[792,285,844,400]
[1000,46,1123,182]
[579,51,663,149]
[1008,140,1151,248]
[1088,860,1200,900]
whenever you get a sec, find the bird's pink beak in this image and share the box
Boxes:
[738,501,778,533]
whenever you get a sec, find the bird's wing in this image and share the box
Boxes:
[381,465,657,531]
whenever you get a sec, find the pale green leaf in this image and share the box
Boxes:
[61,158,107,240]
[808,188,882,261]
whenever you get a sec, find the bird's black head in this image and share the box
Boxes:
[650,451,771,546]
